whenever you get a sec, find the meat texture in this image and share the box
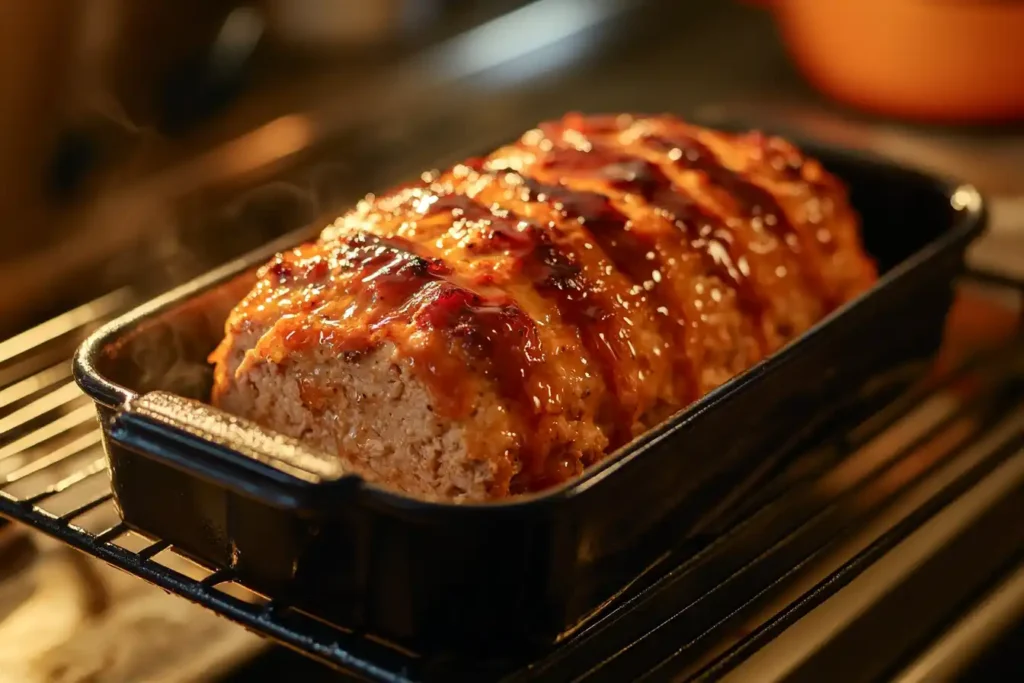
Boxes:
[209,113,878,501]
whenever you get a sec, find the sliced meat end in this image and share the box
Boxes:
[212,340,518,501]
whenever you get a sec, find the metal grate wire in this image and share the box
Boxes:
[0,274,1020,682]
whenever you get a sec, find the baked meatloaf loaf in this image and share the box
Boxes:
[209,113,878,501]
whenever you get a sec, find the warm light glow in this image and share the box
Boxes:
[217,115,315,179]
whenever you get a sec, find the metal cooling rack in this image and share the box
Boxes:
[0,274,1021,683]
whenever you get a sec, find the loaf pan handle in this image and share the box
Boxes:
[107,391,362,513]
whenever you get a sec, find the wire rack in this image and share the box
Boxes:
[0,273,1021,682]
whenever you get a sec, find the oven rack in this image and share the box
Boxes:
[0,272,1020,682]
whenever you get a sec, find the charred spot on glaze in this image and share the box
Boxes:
[268,259,293,282]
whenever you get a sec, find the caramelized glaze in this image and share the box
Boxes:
[212,113,878,496]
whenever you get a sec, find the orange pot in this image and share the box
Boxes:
[754,0,1024,123]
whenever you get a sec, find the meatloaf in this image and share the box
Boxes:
[209,113,878,501]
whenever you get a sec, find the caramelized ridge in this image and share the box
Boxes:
[625,115,875,308]
[646,132,803,245]
[543,114,827,350]
[507,140,770,350]
[634,123,857,319]
[636,124,835,304]
[728,129,879,305]
[481,165,702,405]
[509,127,779,383]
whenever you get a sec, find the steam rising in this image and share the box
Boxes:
[113,162,358,404]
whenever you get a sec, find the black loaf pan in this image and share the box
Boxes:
[73,136,986,658]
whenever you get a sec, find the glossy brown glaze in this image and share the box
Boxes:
[211,113,878,498]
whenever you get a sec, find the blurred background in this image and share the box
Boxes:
[1,0,1022,337]
[0,0,1021,681]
